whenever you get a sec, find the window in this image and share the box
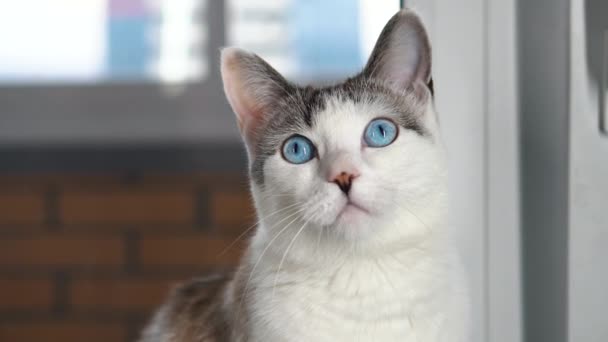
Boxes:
[0,1,399,144]
[227,0,398,83]
[0,0,208,84]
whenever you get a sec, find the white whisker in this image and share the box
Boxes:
[271,206,319,298]
[217,201,303,257]
[236,206,308,323]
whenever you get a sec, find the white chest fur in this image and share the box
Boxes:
[244,243,468,342]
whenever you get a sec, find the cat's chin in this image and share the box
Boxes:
[326,201,379,239]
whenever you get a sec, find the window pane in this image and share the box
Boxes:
[0,0,398,85]
[226,0,399,83]
[0,0,208,84]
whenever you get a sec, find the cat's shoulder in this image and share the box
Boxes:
[139,274,232,342]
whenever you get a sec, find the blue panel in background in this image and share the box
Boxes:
[106,17,154,79]
[289,0,361,81]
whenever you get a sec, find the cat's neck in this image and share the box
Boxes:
[238,216,457,342]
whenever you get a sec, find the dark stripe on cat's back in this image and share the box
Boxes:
[158,275,231,342]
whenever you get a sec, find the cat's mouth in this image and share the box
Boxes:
[334,199,370,223]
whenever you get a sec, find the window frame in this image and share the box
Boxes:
[0,0,237,145]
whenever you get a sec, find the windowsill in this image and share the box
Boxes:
[0,143,247,173]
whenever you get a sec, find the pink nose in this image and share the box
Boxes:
[324,152,360,194]
[332,171,358,194]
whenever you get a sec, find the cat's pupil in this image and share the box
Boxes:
[378,125,386,137]
[292,142,299,154]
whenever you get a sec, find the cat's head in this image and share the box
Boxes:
[221,10,446,246]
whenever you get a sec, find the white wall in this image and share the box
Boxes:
[433,2,486,341]
[486,0,522,341]
[408,1,485,341]
[569,1,608,341]
[409,1,523,341]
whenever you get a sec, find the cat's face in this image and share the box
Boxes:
[221,10,445,243]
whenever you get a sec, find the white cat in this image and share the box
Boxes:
[140,8,470,342]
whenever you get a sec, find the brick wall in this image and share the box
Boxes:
[0,172,254,342]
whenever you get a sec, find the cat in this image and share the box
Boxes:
[139,9,469,342]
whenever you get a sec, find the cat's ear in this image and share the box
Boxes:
[221,48,291,144]
[362,9,432,93]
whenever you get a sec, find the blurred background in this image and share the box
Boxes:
[0,0,605,342]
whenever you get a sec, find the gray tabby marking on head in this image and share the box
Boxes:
[249,78,431,185]
[221,10,434,186]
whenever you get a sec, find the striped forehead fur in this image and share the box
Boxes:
[250,75,432,185]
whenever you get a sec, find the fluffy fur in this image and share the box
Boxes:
[140,9,469,342]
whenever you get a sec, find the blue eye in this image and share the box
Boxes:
[364,118,398,147]
[281,135,316,164]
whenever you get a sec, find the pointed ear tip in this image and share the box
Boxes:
[396,8,415,16]
[221,46,243,56]
[392,9,431,51]
[396,7,420,17]
[395,8,425,26]
[220,47,252,69]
